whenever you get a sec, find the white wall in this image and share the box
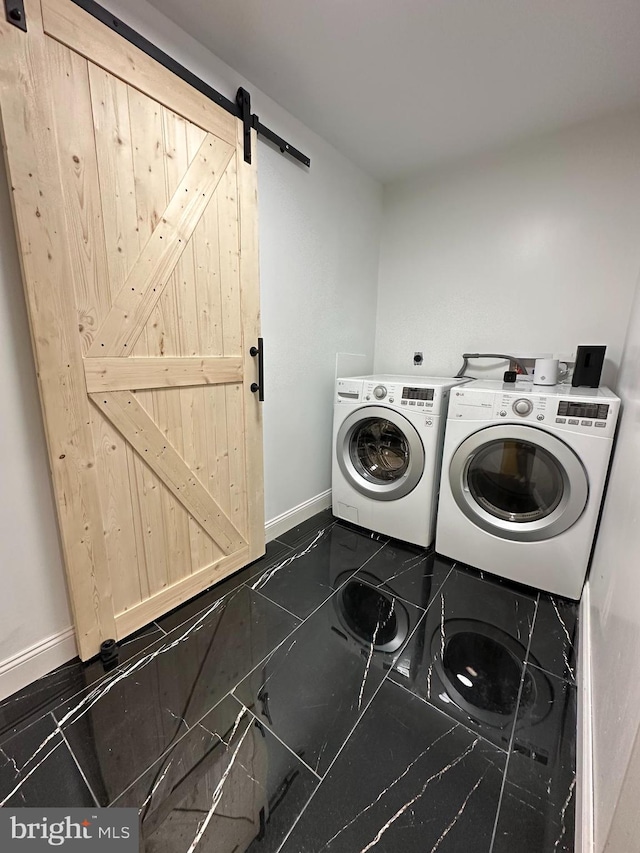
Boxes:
[589,267,640,850]
[0,0,382,694]
[0,158,73,664]
[374,112,640,385]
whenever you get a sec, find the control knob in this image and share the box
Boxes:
[373,385,387,400]
[513,398,533,416]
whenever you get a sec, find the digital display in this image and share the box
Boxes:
[402,387,434,401]
[557,401,609,419]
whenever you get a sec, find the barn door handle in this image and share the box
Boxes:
[250,337,264,401]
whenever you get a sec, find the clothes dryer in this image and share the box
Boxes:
[436,380,620,599]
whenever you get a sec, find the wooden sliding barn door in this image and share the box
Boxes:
[0,0,264,659]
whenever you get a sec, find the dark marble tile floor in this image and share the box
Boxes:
[0,513,577,852]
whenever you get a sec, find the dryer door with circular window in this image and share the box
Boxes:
[336,406,425,501]
[449,424,589,541]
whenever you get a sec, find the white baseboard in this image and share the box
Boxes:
[265,489,332,542]
[0,491,334,704]
[576,581,594,853]
[0,627,78,703]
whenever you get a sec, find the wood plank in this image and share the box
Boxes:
[186,124,229,573]
[47,42,111,354]
[90,391,246,554]
[155,107,200,584]
[126,87,171,596]
[41,0,237,144]
[163,110,206,360]
[48,44,143,616]
[88,405,142,615]
[237,125,265,562]
[88,65,151,607]
[87,64,140,304]
[0,0,116,659]
[86,133,233,357]
[84,356,243,392]
[114,546,250,639]
[178,118,217,574]
[217,150,248,535]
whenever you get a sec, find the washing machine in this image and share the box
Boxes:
[332,375,466,547]
[436,380,620,599]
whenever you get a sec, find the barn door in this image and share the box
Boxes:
[0,0,264,660]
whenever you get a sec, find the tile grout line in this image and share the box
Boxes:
[52,712,102,809]
[249,586,303,623]
[248,535,392,631]
[273,565,455,853]
[228,695,323,781]
[488,592,540,853]
[388,677,510,756]
[527,660,576,686]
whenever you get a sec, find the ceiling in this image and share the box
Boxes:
[146,0,640,182]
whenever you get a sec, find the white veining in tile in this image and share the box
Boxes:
[0,739,64,806]
[251,528,328,591]
[321,723,457,850]
[426,662,433,699]
[139,758,174,817]
[185,707,253,853]
[358,738,479,852]
[553,777,576,851]
[550,599,576,681]
[0,747,19,776]
[366,552,428,589]
[429,769,487,852]
[165,708,189,732]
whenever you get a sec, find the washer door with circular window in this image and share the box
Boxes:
[449,424,589,541]
[336,406,425,501]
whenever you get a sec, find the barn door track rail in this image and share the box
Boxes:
[3,0,311,167]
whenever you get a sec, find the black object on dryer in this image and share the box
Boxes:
[572,345,606,388]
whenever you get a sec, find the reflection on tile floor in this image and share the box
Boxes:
[0,514,577,852]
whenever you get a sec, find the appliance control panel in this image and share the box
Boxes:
[493,393,548,422]
[363,381,443,412]
[449,387,620,436]
[337,379,451,416]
